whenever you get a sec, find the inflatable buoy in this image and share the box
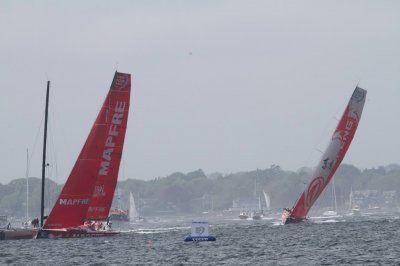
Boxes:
[184,235,216,242]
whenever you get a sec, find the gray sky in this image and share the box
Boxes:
[1,1,399,184]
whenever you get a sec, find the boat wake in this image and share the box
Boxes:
[313,219,340,224]
[127,226,189,234]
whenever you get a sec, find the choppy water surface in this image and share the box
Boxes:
[1,213,400,265]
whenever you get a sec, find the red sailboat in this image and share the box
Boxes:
[38,72,131,238]
[282,86,366,224]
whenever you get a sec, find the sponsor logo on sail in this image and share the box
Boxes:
[114,74,129,90]
[353,87,366,103]
[98,101,126,176]
[59,198,90,205]
[88,206,106,212]
[93,185,106,197]
[304,176,324,209]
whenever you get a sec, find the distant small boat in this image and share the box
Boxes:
[0,227,38,241]
[322,177,338,217]
[251,211,263,220]
[0,84,54,241]
[184,221,216,242]
[108,188,129,222]
[350,207,361,216]
[129,192,146,222]
[0,216,38,240]
[239,211,250,220]
[108,208,129,221]
[251,196,263,220]
[347,187,361,216]
[322,210,338,217]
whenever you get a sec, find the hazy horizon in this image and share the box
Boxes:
[1,1,399,184]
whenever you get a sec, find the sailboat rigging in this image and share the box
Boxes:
[38,71,131,238]
[282,86,367,224]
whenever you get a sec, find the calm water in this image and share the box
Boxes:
[1,213,400,265]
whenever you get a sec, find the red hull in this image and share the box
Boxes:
[37,228,119,238]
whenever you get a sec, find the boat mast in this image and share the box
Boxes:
[40,81,50,227]
[26,148,29,223]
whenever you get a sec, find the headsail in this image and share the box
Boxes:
[85,72,131,221]
[44,72,131,229]
[284,86,366,223]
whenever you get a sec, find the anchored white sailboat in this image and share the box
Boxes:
[129,192,145,222]
[322,177,338,217]
[347,187,361,216]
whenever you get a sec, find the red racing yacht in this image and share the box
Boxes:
[38,72,131,238]
[282,86,366,224]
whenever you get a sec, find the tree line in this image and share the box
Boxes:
[1,163,400,218]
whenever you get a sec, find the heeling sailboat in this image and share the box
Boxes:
[282,86,366,224]
[38,72,131,238]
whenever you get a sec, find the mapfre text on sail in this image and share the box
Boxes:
[98,101,126,176]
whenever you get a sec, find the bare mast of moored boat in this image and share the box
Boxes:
[40,81,50,227]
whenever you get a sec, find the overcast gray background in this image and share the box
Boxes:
[1,1,399,184]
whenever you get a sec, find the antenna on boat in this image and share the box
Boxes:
[41,81,50,227]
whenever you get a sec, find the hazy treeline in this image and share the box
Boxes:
[1,164,400,218]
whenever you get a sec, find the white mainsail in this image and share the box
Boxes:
[263,191,271,210]
[129,192,139,221]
